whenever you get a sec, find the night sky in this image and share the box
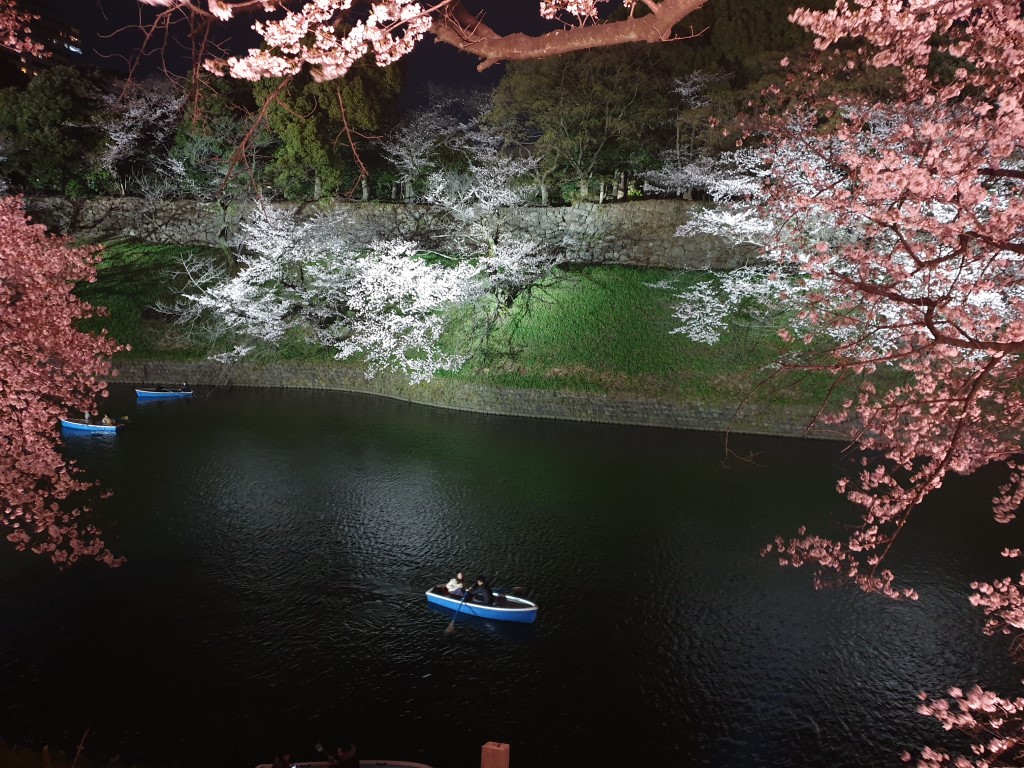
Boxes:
[44,0,559,94]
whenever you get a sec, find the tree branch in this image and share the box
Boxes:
[980,166,1024,181]
[431,0,711,71]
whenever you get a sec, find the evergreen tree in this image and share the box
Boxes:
[255,59,401,200]
[0,66,108,195]
[492,45,676,202]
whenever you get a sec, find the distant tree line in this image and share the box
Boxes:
[0,0,831,205]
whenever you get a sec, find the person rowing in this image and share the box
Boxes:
[467,575,494,606]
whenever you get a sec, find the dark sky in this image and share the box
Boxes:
[45,0,555,93]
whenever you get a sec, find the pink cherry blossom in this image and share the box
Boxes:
[1,196,124,566]
[669,1,1024,613]
[137,0,710,78]
[0,0,46,56]
[667,2,1024,763]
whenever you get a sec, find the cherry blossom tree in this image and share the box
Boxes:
[169,74,267,201]
[385,95,567,308]
[0,0,44,57]
[99,78,186,196]
[422,122,558,309]
[137,0,711,81]
[169,206,483,381]
[172,102,564,381]
[381,97,469,202]
[643,71,725,199]
[667,0,1024,597]
[660,1,1024,762]
[312,238,482,381]
[0,196,124,566]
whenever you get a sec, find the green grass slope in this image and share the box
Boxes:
[77,241,847,410]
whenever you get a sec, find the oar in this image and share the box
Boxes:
[445,571,500,634]
[315,742,341,766]
[444,593,468,636]
[487,589,524,602]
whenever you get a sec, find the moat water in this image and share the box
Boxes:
[0,385,1019,768]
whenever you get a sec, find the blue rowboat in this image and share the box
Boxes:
[426,586,538,624]
[60,418,122,433]
[136,387,193,399]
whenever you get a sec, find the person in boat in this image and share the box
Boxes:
[271,752,293,768]
[467,575,494,606]
[100,414,116,426]
[82,411,92,424]
[330,741,358,768]
[445,571,465,596]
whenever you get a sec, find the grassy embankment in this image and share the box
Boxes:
[76,240,851,411]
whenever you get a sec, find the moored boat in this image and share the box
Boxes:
[136,386,193,399]
[426,586,538,624]
[60,418,122,433]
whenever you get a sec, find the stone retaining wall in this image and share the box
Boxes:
[26,196,756,271]
[113,359,853,441]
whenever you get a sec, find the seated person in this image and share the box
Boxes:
[100,414,116,425]
[445,571,465,596]
[467,575,494,606]
[331,742,358,768]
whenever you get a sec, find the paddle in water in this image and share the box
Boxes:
[445,571,499,635]
[444,593,468,636]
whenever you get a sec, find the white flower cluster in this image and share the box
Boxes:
[539,0,633,22]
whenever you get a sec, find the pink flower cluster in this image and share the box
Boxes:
[540,0,636,22]
[751,2,1024,762]
[912,685,1024,766]
[139,0,684,78]
[0,0,46,56]
[757,0,1024,603]
[142,0,437,81]
[0,197,124,566]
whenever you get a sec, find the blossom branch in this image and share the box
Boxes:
[138,0,711,80]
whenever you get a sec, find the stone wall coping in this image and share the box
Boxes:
[25,195,756,271]
[112,359,853,442]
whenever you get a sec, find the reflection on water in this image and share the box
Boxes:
[0,385,1019,768]
[423,603,536,643]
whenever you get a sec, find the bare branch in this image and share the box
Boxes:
[432,0,711,71]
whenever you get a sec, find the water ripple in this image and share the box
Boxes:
[0,385,1017,768]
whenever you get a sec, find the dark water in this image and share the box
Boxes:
[1,385,1021,768]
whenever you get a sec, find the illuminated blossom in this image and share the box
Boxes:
[138,0,710,78]
[0,197,124,565]
[663,2,1024,762]
[0,0,45,56]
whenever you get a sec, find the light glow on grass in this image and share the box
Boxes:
[447,266,844,407]
[80,243,860,412]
